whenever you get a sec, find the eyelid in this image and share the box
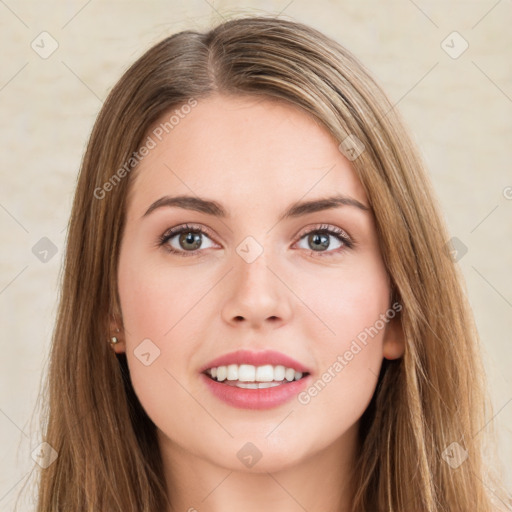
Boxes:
[294,223,352,243]
[160,222,216,241]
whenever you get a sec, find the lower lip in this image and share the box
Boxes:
[200,373,312,410]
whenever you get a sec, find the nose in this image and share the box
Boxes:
[220,249,293,330]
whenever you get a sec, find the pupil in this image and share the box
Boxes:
[180,232,201,250]
[310,232,329,251]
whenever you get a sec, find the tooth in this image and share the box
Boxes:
[255,365,274,382]
[257,382,282,389]
[227,364,238,381]
[284,367,295,381]
[210,363,306,383]
[235,381,259,389]
[273,365,285,381]
[238,364,256,382]
[216,366,227,381]
[224,380,284,389]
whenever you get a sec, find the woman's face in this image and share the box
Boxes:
[115,94,404,472]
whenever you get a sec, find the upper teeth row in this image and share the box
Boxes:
[208,364,304,382]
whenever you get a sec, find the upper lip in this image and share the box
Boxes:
[200,349,312,374]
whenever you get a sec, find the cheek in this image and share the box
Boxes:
[118,248,209,342]
[117,251,213,430]
[293,255,389,419]
[297,252,390,347]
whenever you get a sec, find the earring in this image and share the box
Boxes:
[109,328,120,345]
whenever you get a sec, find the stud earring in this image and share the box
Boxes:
[109,327,121,345]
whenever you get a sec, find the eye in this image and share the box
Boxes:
[158,223,217,257]
[157,223,354,258]
[294,224,354,257]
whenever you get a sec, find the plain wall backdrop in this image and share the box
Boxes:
[1,0,511,509]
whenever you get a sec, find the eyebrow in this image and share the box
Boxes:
[142,194,371,221]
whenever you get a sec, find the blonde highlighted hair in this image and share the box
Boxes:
[26,14,509,511]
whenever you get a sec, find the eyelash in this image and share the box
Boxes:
[157,223,355,258]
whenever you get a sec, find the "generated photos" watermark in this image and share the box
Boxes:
[94,97,198,200]
[298,301,402,405]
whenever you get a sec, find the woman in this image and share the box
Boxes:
[33,15,510,512]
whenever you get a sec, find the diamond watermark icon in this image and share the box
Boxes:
[338,134,365,161]
[236,236,264,264]
[134,338,161,366]
[441,31,469,59]
[444,236,468,262]
[441,441,468,469]
[32,237,58,263]
[31,442,58,468]
[31,31,59,59]
[237,442,262,468]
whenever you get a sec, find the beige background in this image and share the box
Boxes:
[1,0,511,509]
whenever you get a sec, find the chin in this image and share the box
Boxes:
[208,434,314,474]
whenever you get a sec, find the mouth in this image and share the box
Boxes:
[203,363,310,389]
[200,349,313,409]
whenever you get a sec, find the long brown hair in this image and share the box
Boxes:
[26,14,509,511]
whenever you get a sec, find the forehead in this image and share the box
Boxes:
[127,94,368,217]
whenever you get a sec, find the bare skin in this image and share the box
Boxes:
[112,94,405,512]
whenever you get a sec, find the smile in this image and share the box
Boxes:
[205,363,307,388]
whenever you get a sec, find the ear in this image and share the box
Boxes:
[382,313,405,360]
[109,313,126,354]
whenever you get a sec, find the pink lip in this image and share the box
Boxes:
[200,349,312,374]
[200,373,313,410]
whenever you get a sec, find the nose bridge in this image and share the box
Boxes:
[236,241,272,294]
[235,240,277,305]
[220,235,292,327]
